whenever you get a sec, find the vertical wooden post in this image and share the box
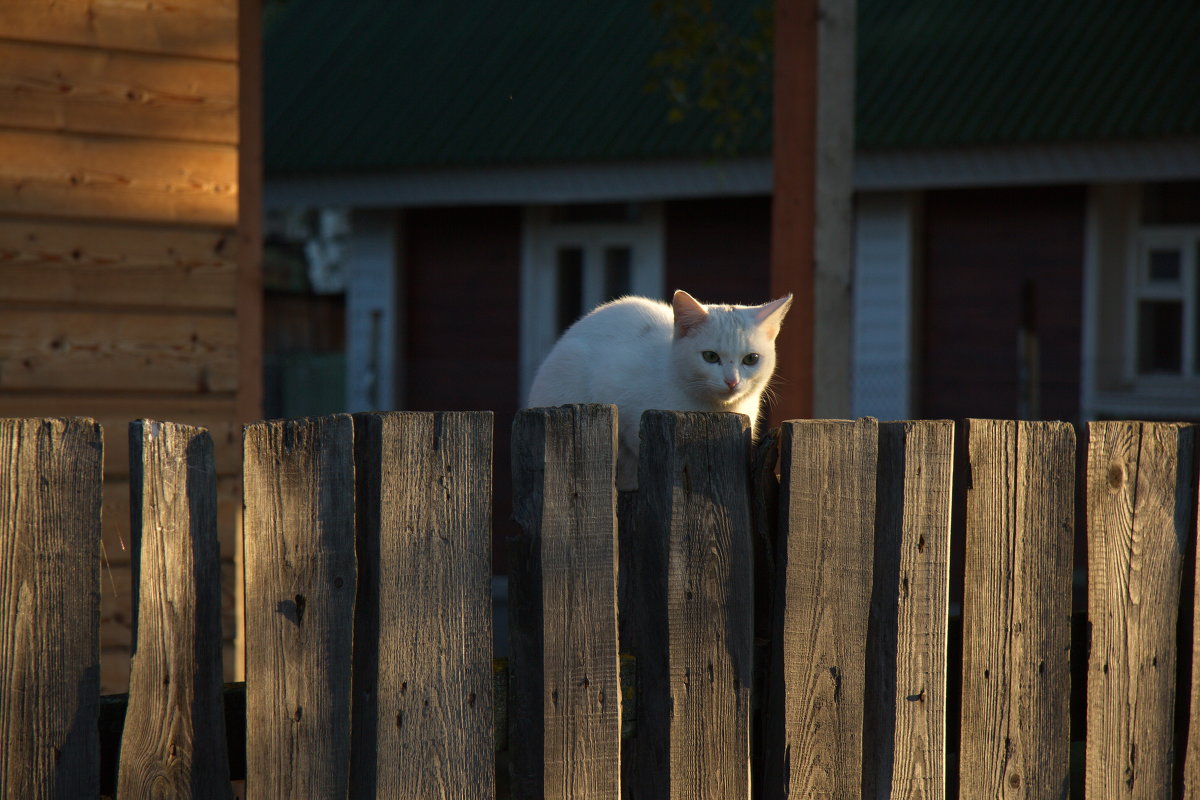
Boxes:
[958,420,1074,798]
[637,410,755,800]
[243,415,355,799]
[863,421,954,799]
[769,0,857,422]
[0,417,103,798]
[350,411,494,797]
[1089,422,1196,797]
[765,417,878,798]
[510,404,621,800]
[119,421,231,798]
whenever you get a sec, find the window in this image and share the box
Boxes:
[519,203,664,402]
[1127,229,1200,380]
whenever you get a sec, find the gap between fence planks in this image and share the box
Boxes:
[242,415,356,799]
[864,421,954,800]
[0,417,103,798]
[119,420,231,798]
[351,411,494,798]
[1088,421,1197,797]
[765,417,879,799]
[510,404,621,800]
[959,419,1075,799]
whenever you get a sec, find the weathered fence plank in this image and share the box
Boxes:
[0,417,103,798]
[864,420,954,800]
[1088,422,1196,798]
[511,404,621,800]
[637,410,754,799]
[118,420,231,798]
[243,415,356,799]
[959,419,1074,799]
[766,417,879,799]
[350,411,494,798]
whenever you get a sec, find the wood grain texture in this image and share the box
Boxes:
[350,411,494,798]
[103,474,240,566]
[511,405,621,800]
[0,130,236,225]
[0,40,237,143]
[1088,422,1195,798]
[118,421,231,798]
[0,307,238,394]
[243,415,356,800]
[0,417,103,798]
[765,417,879,798]
[0,218,237,310]
[0,394,240,476]
[959,419,1074,799]
[863,421,954,800]
[637,410,754,800]
[0,0,238,60]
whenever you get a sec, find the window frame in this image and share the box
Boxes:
[1123,225,1200,385]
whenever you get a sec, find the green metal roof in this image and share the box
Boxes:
[264,0,1200,176]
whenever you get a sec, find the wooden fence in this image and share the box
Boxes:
[1,407,1198,798]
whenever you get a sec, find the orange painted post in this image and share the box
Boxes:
[769,0,856,424]
[769,0,818,425]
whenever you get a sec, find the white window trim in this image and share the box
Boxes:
[519,204,664,404]
[1123,226,1200,385]
[1085,184,1200,420]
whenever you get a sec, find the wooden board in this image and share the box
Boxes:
[765,418,878,798]
[0,417,103,797]
[958,419,1074,799]
[0,395,240,476]
[637,410,754,800]
[1088,422,1195,798]
[350,411,494,798]
[863,421,954,800]
[243,415,356,799]
[118,421,231,797]
[0,307,238,394]
[0,0,238,60]
[510,405,621,800]
[0,218,238,310]
[0,40,237,143]
[0,130,236,225]
[103,474,241,566]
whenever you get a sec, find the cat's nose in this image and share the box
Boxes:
[725,377,739,389]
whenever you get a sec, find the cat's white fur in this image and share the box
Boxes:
[527,289,792,489]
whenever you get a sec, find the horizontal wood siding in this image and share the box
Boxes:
[0,219,238,310]
[0,0,238,59]
[0,0,253,692]
[0,40,237,143]
[920,186,1085,421]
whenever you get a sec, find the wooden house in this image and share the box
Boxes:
[0,0,261,691]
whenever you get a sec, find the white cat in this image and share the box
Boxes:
[526,289,792,489]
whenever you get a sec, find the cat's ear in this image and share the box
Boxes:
[671,290,709,337]
[753,294,793,341]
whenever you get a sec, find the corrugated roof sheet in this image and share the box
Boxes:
[264,0,1200,176]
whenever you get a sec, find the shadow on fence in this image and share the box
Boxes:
[1,408,1198,798]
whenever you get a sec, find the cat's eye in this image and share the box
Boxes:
[701,350,720,364]
[743,353,760,366]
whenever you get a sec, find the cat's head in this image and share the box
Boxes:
[669,289,793,408]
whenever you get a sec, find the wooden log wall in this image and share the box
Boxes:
[0,0,261,691]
